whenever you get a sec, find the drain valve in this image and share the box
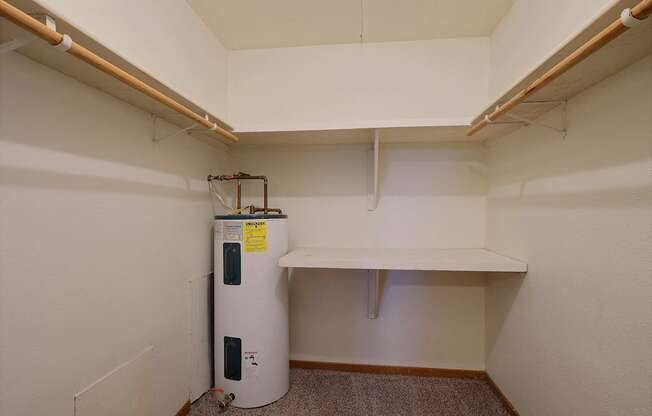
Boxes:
[210,388,236,412]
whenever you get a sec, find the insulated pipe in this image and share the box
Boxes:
[467,0,652,136]
[263,182,268,214]
[0,0,239,143]
[236,180,242,210]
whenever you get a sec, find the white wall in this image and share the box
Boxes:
[228,38,489,131]
[0,52,230,416]
[232,142,488,369]
[489,0,615,98]
[32,0,230,117]
[485,56,651,415]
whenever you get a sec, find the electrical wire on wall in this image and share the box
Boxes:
[359,0,365,43]
[208,181,254,216]
[208,180,233,215]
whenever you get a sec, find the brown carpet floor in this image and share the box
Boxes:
[189,369,510,416]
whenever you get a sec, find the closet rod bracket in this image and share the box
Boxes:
[620,8,643,27]
[482,115,525,127]
[0,14,55,54]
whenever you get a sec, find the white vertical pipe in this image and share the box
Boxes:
[367,130,380,211]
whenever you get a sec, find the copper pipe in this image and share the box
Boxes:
[252,207,282,214]
[208,172,271,214]
[263,182,268,214]
[236,180,242,210]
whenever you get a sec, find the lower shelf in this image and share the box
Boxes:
[278,247,527,273]
[279,247,527,320]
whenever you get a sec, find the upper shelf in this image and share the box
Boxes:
[0,0,235,146]
[234,124,485,146]
[233,117,509,145]
[279,247,527,273]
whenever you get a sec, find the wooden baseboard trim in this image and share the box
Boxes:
[483,373,520,416]
[175,400,191,416]
[290,360,485,379]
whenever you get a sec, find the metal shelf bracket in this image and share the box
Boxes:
[1,14,55,54]
[153,114,217,142]
[506,100,567,138]
[485,100,568,138]
[152,113,222,142]
[367,269,386,319]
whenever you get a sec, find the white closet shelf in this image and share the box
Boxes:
[279,247,527,273]
[233,123,487,146]
[469,0,652,140]
[0,0,235,147]
[280,247,526,320]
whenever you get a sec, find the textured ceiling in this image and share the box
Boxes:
[187,0,515,50]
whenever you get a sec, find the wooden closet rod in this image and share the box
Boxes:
[467,0,652,136]
[0,0,239,143]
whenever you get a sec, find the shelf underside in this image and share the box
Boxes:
[234,122,534,145]
[279,248,527,273]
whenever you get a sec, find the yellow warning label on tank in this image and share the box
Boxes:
[244,220,267,252]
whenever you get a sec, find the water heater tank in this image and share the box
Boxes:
[214,214,289,408]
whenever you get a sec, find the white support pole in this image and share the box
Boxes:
[367,269,384,319]
[367,130,380,211]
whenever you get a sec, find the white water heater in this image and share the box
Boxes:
[213,214,289,408]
